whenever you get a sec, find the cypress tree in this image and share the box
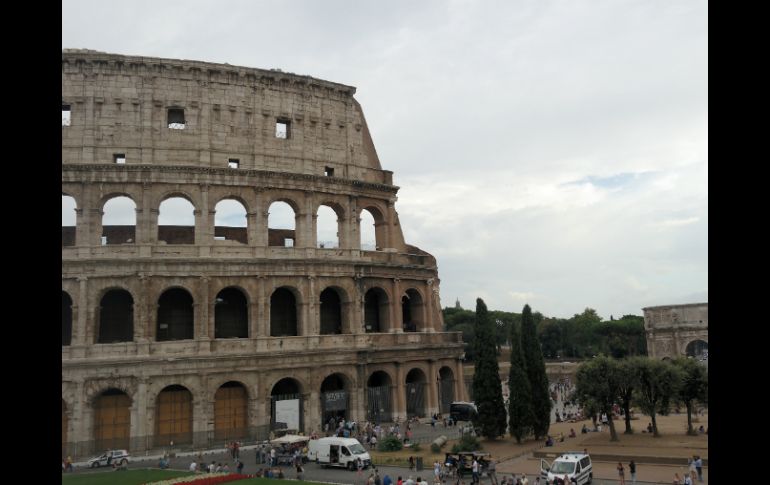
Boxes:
[520,304,551,439]
[471,298,508,439]
[508,319,533,443]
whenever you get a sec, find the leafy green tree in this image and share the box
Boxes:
[617,357,644,434]
[633,358,682,437]
[507,320,533,443]
[520,304,551,439]
[444,307,477,360]
[471,298,508,439]
[538,319,563,359]
[574,355,623,441]
[672,357,708,435]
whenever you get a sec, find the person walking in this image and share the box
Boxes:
[629,460,636,484]
[488,458,498,485]
[617,462,625,485]
[694,456,703,482]
[471,458,479,485]
[236,459,244,474]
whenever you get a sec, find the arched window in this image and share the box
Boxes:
[270,288,298,336]
[364,288,388,333]
[402,289,424,332]
[316,205,339,248]
[62,195,77,247]
[214,199,248,244]
[271,378,303,432]
[158,197,196,244]
[155,385,193,446]
[319,288,342,335]
[215,287,249,338]
[438,367,456,414]
[157,288,194,341]
[102,196,136,245]
[321,374,349,424]
[268,201,296,247]
[360,209,377,250]
[98,289,133,343]
[62,292,73,346]
[405,368,427,418]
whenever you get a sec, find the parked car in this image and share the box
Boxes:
[87,449,130,468]
[445,451,490,477]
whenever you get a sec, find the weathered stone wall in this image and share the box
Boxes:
[643,303,708,359]
[61,50,465,458]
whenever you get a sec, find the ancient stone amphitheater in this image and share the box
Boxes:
[61,50,465,457]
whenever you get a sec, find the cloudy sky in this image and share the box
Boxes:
[62,0,707,320]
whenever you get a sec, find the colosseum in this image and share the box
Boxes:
[62,50,466,458]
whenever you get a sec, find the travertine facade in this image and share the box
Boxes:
[642,303,708,359]
[62,50,465,457]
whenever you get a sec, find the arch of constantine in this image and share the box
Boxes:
[642,303,708,360]
[62,50,465,457]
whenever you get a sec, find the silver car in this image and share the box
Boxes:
[87,449,130,468]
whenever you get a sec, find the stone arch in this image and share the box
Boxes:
[215,286,249,338]
[214,381,249,441]
[438,366,456,414]
[214,198,248,244]
[270,377,305,432]
[685,339,708,359]
[316,202,343,249]
[93,388,132,451]
[155,384,194,447]
[158,195,196,244]
[97,288,134,343]
[366,370,394,423]
[319,287,344,335]
[102,195,137,245]
[62,194,77,247]
[270,286,299,337]
[405,367,428,418]
[157,287,195,341]
[268,199,299,247]
[364,287,390,333]
[401,288,425,332]
[62,291,73,346]
[320,372,352,425]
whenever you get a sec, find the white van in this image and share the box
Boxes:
[540,452,592,484]
[308,437,371,470]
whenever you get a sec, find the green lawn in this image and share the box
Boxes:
[228,479,330,484]
[61,469,193,485]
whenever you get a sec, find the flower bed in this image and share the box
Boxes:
[146,473,252,485]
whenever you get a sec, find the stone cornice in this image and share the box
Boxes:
[642,303,708,311]
[61,164,399,194]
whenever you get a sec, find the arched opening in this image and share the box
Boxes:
[62,399,68,458]
[360,209,377,250]
[155,385,193,447]
[98,289,133,343]
[62,291,73,346]
[402,289,424,332]
[214,382,248,441]
[214,199,248,244]
[158,197,196,244]
[271,378,303,433]
[320,288,342,335]
[438,366,455,414]
[62,195,77,247]
[406,368,427,418]
[157,288,194,341]
[364,288,389,333]
[268,201,296,247]
[316,205,339,249]
[366,371,393,423]
[102,196,136,245]
[321,374,349,429]
[215,287,249,338]
[93,389,131,451]
[270,288,298,337]
[685,339,708,360]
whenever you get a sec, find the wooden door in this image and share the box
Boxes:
[214,384,247,440]
[156,387,192,446]
[94,392,131,450]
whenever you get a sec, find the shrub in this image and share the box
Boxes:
[377,435,403,452]
[451,435,481,453]
[431,443,442,453]
[410,443,422,452]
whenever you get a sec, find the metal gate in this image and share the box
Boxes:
[271,393,303,432]
[366,385,392,423]
[406,382,427,418]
